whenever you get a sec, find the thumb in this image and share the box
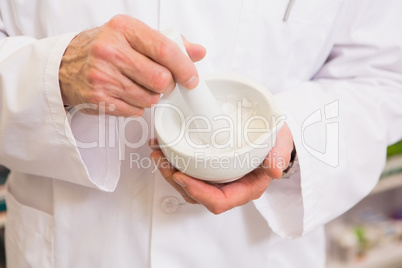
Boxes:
[262,123,294,179]
[182,36,207,63]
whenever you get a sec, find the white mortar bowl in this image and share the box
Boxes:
[154,73,284,183]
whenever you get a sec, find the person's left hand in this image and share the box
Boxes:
[149,123,294,214]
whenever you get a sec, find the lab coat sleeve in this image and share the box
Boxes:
[253,1,402,239]
[0,29,120,192]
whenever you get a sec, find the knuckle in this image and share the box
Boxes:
[152,69,173,93]
[155,40,174,61]
[82,71,108,105]
[209,205,226,215]
[90,41,107,58]
[91,41,119,61]
[272,169,283,179]
[85,68,103,86]
[107,14,130,30]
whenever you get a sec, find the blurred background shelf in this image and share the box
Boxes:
[372,172,402,195]
[0,166,7,268]
[328,242,402,268]
[0,184,5,228]
[326,141,402,268]
[0,167,6,229]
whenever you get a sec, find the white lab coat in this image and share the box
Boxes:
[0,0,402,267]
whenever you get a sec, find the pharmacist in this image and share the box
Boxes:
[1,1,402,267]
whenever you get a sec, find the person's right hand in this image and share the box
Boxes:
[59,15,206,116]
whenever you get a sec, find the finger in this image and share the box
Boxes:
[113,78,162,108]
[182,36,207,62]
[88,20,177,96]
[122,34,204,92]
[79,95,145,117]
[219,168,272,204]
[150,150,176,180]
[90,67,162,109]
[80,53,163,112]
[263,146,288,179]
[173,168,271,214]
[262,123,294,179]
[150,150,198,204]
[172,174,226,213]
[118,16,199,88]
[109,46,177,95]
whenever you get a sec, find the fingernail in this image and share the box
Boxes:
[173,175,186,188]
[186,75,199,89]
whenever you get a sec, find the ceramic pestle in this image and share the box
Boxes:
[162,28,228,145]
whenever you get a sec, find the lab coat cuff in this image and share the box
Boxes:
[46,32,120,192]
[65,110,121,192]
[252,113,305,239]
[252,89,316,239]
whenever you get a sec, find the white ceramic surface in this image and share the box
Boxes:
[163,28,227,143]
[154,74,284,183]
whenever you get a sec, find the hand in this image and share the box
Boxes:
[149,123,294,214]
[59,15,206,116]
